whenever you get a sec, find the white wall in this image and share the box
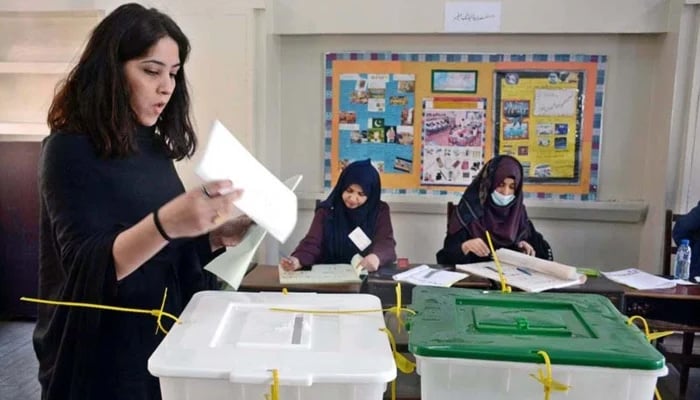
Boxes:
[4,0,698,273]
[277,33,658,268]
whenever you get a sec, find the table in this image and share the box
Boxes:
[624,284,700,397]
[238,264,362,293]
[624,284,700,327]
[364,264,493,306]
[549,275,626,310]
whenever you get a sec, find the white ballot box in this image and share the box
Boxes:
[148,291,396,400]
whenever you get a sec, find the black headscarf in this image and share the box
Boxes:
[450,155,530,246]
[318,159,381,263]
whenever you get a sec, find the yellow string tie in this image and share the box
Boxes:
[379,327,416,400]
[485,231,511,293]
[20,287,180,335]
[627,315,674,400]
[282,287,288,295]
[264,368,280,400]
[529,350,571,400]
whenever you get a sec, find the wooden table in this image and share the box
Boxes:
[623,284,700,398]
[548,275,627,310]
[238,264,362,293]
[364,264,493,307]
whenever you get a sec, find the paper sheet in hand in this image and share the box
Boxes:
[279,254,364,284]
[392,265,468,287]
[602,268,677,290]
[195,120,297,243]
[205,175,302,290]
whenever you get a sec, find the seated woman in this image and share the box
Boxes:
[280,159,397,272]
[672,201,700,279]
[436,155,551,264]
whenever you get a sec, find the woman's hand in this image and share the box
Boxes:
[156,180,243,240]
[518,240,535,256]
[358,253,380,272]
[209,215,255,251]
[279,256,301,271]
[461,238,490,257]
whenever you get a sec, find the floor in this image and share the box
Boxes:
[1,320,698,400]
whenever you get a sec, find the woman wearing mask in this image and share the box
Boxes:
[436,155,551,264]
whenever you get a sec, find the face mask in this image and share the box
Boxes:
[491,190,515,206]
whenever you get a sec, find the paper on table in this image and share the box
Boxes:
[495,248,579,280]
[392,265,468,287]
[204,175,303,290]
[602,268,677,290]
[195,120,297,243]
[279,254,364,284]
[456,261,585,293]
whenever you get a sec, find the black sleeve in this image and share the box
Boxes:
[436,227,489,264]
[526,220,553,261]
[34,135,125,399]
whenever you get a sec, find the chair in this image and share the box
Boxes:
[662,209,682,276]
[649,209,699,398]
[447,201,456,231]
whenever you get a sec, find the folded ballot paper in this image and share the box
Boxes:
[203,175,302,290]
[456,248,586,292]
[195,120,298,243]
[279,254,366,285]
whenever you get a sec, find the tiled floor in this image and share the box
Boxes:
[1,320,698,400]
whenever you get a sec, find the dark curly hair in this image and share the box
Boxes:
[47,3,196,160]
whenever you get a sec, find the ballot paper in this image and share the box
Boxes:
[195,120,297,243]
[456,248,585,293]
[602,268,678,290]
[279,254,365,284]
[204,175,303,290]
[392,265,468,287]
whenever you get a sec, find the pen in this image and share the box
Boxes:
[516,267,532,276]
[484,266,499,273]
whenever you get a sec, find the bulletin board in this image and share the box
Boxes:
[324,53,607,200]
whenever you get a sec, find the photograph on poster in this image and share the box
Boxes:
[431,70,478,93]
[502,100,530,139]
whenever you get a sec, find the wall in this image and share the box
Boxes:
[278,33,658,269]
[3,0,696,273]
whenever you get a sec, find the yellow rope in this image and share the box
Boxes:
[529,350,571,400]
[20,288,180,335]
[627,315,674,400]
[485,231,511,293]
[264,369,280,400]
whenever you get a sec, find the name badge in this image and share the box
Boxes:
[348,227,371,251]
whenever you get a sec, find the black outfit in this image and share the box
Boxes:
[437,217,552,264]
[436,155,552,265]
[34,126,221,400]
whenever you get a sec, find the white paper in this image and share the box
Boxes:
[204,175,303,290]
[444,2,501,33]
[392,265,468,288]
[602,268,677,290]
[495,248,579,280]
[348,227,372,251]
[534,89,578,117]
[456,261,586,293]
[279,254,364,285]
[195,120,298,243]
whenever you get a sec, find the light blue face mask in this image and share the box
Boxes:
[491,190,515,206]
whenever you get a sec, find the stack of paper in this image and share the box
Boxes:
[195,120,298,243]
[456,248,586,293]
[601,268,677,290]
[279,254,365,285]
[392,265,468,287]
